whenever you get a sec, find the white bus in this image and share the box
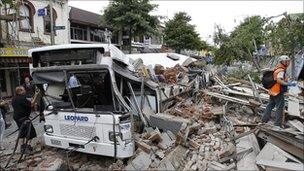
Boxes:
[29,44,160,158]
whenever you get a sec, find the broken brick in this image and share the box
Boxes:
[136,141,151,154]
[175,131,184,145]
[149,131,163,143]
[188,139,200,149]
[235,126,245,133]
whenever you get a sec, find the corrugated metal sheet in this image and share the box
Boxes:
[127,53,196,68]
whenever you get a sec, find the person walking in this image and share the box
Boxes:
[262,55,296,127]
[12,86,37,154]
[0,83,11,129]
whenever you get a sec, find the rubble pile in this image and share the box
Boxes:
[157,64,188,84]
[126,63,304,170]
[125,128,179,170]
[166,95,222,121]
[1,58,303,171]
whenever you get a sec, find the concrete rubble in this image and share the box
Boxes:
[1,59,303,171]
[124,60,304,171]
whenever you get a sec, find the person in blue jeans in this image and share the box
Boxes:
[262,55,296,127]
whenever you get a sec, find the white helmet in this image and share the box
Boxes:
[279,55,290,62]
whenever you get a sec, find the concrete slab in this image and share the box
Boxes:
[236,134,259,171]
[158,132,174,150]
[150,113,191,135]
[166,130,176,140]
[256,142,301,165]
[130,151,152,170]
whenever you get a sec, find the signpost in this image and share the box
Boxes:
[53,26,66,30]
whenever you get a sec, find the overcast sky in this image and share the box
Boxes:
[69,0,303,43]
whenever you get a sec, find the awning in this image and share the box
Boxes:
[0,57,31,64]
[0,47,30,64]
[0,47,29,57]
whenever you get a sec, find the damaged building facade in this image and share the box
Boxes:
[0,0,69,96]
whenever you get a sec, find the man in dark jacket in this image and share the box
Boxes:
[12,86,37,154]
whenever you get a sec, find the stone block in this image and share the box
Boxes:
[218,142,236,159]
[129,151,152,170]
[150,113,191,135]
[158,132,174,150]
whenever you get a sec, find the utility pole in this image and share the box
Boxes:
[50,0,55,45]
[4,3,10,45]
[0,7,2,44]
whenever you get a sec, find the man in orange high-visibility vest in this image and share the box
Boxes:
[262,55,297,127]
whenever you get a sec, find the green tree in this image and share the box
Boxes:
[163,12,202,53]
[214,16,266,64]
[0,0,14,6]
[266,13,304,77]
[102,0,159,53]
[266,13,304,56]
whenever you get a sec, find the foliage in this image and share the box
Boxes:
[102,0,159,53]
[213,16,266,64]
[163,12,202,53]
[214,13,304,65]
[266,13,304,56]
[0,0,14,7]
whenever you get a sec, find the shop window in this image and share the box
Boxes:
[43,6,57,34]
[71,26,87,41]
[19,1,35,32]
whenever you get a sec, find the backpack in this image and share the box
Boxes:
[261,68,284,89]
[262,70,276,89]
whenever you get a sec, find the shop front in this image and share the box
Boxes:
[0,47,30,97]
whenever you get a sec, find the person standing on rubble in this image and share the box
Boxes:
[12,86,37,154]
[262,55,296,127]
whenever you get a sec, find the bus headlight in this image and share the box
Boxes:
[44,125,53,133]
[119,123,131,130]
[109,132,122,142]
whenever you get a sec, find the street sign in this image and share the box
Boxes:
[38,8,47,16]
[54,26,66,30]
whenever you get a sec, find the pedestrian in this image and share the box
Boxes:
[0,109,5,152]
[22,77,35,98]
[0,83,11,129]
[0,99,11,129]
[12,86,37,154]
[262,55,296,127]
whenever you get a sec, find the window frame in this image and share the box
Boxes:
[19,0,35,33]
[43,5,57,35]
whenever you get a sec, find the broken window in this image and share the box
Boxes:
[37,69,119,112]
[32,48,104,67]
[115,74,158,113]
[65,71,114,110]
